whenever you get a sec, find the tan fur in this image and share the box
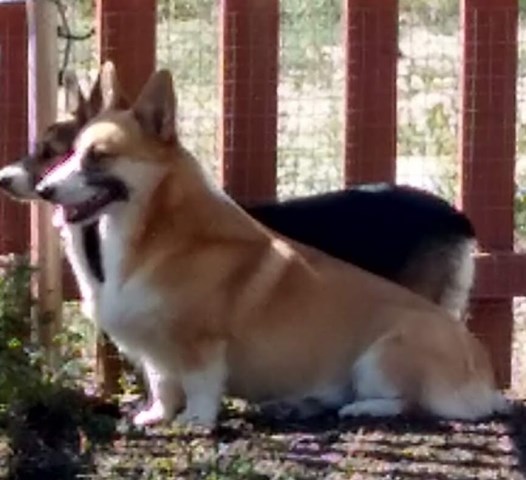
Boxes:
[55,70,502,424]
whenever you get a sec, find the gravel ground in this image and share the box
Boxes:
[2,395,526,480]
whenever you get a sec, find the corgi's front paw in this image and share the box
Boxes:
[133,400,169,427]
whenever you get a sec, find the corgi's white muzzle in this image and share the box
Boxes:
[36,151,128,225]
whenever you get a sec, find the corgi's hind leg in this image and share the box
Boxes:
[420,333,510,420]
[338,342,406,419]
[422,384,510,421]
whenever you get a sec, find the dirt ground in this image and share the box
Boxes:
[2,394,526,480]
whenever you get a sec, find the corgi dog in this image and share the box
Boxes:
[0,72,475,321]
[35,70,506,428]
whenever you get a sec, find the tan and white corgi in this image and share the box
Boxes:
[36,70,507,428]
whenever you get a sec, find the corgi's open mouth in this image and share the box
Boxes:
[61,178,128,224]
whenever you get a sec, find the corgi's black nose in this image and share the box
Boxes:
[36,184,55,201]
[0,175,12,190]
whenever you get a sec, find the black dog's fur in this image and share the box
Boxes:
[247,184,474,281]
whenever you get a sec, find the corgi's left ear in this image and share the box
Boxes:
[82,72,103,121]
[99,60,129,110]
[132,70,176,144]
[63,71,85,115]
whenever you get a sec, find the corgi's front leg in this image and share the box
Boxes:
[176,344,227,429]
[133,361,185,427]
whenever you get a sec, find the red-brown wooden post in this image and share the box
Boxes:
[343,0,398,184]
[220,0,279,204]
[94,0,157,396]
[0,1,29,254]
[459,0,518,387]
[96,0,156,101]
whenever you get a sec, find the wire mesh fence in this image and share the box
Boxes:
[277,1,344,199]
[43,0,467,204]
[0,3,28,254]
[53,0,97,115]
[4,1,524,239]
[397,0,460,201]
[276,1,462,200]
[156,0,220,180]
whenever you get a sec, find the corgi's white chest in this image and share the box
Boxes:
[97,217,164,351]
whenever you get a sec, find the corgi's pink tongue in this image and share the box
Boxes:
[52,206,66,228]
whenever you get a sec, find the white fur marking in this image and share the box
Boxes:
[133,399,169,426]
[441,239,476,320]
[425,383,509,420]
[352,341,399,400]
[60,223,100,321]
[177,354,226,428]
[133,362,183,426]
[38,149,82,189]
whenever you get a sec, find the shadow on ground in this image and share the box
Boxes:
[3,397,526,479]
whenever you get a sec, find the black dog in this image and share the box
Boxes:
[247,183,475,318]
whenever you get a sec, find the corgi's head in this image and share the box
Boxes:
[0,61,128,202]
[36,70,179,225]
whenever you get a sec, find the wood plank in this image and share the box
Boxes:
[220,0,279,204]
[343,0,398,184]
[459,0,518,387]
[93,0,157,396]
[0,1,29,254]
[474,252,526,298]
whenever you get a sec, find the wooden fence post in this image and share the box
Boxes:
[460,0,518,387]
[94,0,157,396]
[0,0,29,254]
[343,0,398,184]
[96,0,156,101]
[26,0,62,367]
[220,0,279,204]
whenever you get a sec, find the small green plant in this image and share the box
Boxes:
[0,258,102,420]
[0,255,45,415]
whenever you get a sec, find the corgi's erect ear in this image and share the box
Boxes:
[99,60,129,110]
[78,72,103,123]
[132,70,176,144]
[63,71,86,116]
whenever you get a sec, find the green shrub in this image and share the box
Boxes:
[0,256,45,415]
[0,257,93,421]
